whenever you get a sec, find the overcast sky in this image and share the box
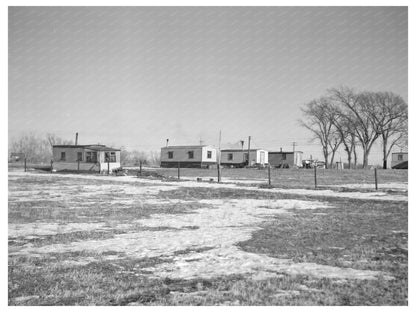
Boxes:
[8,6,407,164]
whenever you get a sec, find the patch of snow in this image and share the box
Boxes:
[11,198,392,281]
[9,171,407,201]
[9,222,108,237]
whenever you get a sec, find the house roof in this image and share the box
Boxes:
[269,151,303,154]
[162,145,214,149]
[220,149,265,152]
[391,152,408,155]
[52,144,120,151]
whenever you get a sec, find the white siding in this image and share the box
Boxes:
[201,146,217,162]
[220,150,268,165]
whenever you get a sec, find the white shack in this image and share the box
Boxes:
[160,145,217,168]
[220,149,268,167]
[52,144,121,173]
[268,151,303,168]
[391,152,408,169]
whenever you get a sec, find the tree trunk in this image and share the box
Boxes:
[347,151,352,169]
[330,152,337,169]
[362,148,370,169]
[382,139,388,169]
[323,149,329,169]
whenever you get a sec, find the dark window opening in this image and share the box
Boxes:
[86,152,97,163]
[168,151,173,159]
[282,154,287,160]
[398,154,403,161]
[77,152,83,161]
[105,152,116,162]
[188,151,194,159]
[207,151,212,159]
[228,153,233,161]
[60,152,66,161]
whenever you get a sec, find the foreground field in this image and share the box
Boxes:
[8,171,407,305]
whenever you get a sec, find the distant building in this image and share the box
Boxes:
[9,152,25,162]
[160,145,217,168]
[268,151,303,168]
[52,145,121,173]
[391,152,408,169]
[220,149,268,167]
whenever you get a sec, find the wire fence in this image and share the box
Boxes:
[10,161,407,192]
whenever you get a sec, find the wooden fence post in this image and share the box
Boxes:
[139,160,142,176]
[268,165,271,186]
[217,164,221,183]
[24,158,27,172]
[374,168,378,190]
[107,160,110,175]
[50,160,53,173]
[314,166,317,189]
[177,162,180,180]
[77,159,80,173]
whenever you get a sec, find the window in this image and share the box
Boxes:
[228,153,233,161]
[105,152,117,162]
[188,151,194,159]
[110,152,116,162]
[282,154,286,160]
[86,152,97,163]
[207,151,212,159]
[77,152,83,161]
[60,152,66,161]
[168,151,173,159]
[398,154,403,161]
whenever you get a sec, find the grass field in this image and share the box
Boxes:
[8,169,408,305]
[131,166,408,190]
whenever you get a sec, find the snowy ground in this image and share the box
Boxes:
[8,171,399,282]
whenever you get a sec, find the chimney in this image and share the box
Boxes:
[75,133,78,145]
[166,139,169,147]
[240,140,244,150]
[280,147,282,153]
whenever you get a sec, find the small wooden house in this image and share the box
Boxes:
[160,145,217,168]
[269,151,303,168]
[52,145,121,173]
[391,152,408,169]
[220,149,268,167]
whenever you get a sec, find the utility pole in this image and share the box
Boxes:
[217,130,222,183]
[247,136,251,167]
[292,141,297,153]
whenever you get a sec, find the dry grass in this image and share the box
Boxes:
[8,171,407,305]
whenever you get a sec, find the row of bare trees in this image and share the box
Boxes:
[9,133,74,163]
[120,149,160,166]
[300,87,408,169]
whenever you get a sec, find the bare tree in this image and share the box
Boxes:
[119,146,130,165]
[131,150,148,166]
[148,150,161,166]
[46,133,74,147]
[300,97,341,169]
[328,105,358,169]
[329,87,381,168]
[9,133,51,163]
[371,92,408,169]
